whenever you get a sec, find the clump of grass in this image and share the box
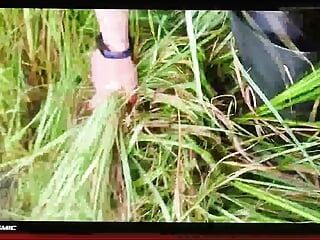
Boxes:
[1,9,320,222]
[29,95,123,220]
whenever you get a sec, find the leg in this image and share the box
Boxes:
[230,11,320,120]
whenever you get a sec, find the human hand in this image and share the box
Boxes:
[89,49,138,109]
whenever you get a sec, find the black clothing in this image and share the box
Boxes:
[231,11,320,119]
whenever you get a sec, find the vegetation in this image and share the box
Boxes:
[1,9,320,222]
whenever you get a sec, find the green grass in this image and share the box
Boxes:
[1,9,320,222]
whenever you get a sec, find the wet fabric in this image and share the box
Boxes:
[230,11,320,120]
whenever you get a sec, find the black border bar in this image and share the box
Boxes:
[0,0,320,10]
[0,222,319,234]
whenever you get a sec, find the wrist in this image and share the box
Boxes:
[100,31,129,52]
[96,33,131,59]
[95,9,130,52]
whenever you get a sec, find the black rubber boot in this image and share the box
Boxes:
[230,11,320,120]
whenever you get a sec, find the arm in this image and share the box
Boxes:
[89,9,137,109]
[95,9,130,52]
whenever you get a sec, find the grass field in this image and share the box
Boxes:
[1,9,320,222]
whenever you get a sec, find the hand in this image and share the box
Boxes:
[89,49,138,109]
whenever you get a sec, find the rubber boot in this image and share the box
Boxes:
[230,11,320,120]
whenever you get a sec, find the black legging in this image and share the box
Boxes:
[231,11,320,120]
